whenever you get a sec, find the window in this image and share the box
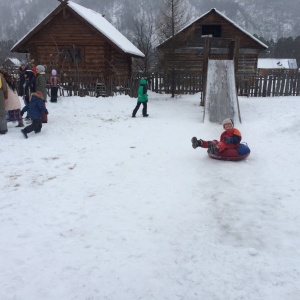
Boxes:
[201,25,221,37]
[61,48,82,64]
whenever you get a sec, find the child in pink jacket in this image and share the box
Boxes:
[49,69,60,103]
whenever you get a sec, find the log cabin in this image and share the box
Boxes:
[156,8,268,78]
[10,0,144,85]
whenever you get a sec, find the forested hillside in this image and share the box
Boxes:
[0,0,299,42]
[1,0,300,68]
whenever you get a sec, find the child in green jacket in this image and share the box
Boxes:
[132,78,149,117]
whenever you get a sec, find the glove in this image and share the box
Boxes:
[45,110,49,115]
[224,137,233,144]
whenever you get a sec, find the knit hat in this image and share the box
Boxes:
[21,60,27,66]
[222,118,234,128]
[51,69,57,76]
[36,65,45,72]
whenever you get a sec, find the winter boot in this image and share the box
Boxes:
[209,143,219,154]
[21,129,28,139]
[191,137,203,149]
[143,114,149,117]
[16,121,24,128]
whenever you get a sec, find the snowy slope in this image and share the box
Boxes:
[1,92,300,299]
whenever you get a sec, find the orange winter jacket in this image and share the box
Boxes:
[220,128,242,146]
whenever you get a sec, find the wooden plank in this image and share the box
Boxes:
[262,76,268,97]
[257,76,262,97]
[267,76,273,96]
[279,74,286,96]
[271,75,276,96]
[274,75,280,96]
[296,75,300,96]
[291,75,297,96]
[253,78,258,97]
[291,76,296,95]
[283,74,289,96]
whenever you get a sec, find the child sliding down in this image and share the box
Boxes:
[191,118,242,154]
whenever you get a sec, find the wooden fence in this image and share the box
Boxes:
[56,74,138,98]
[14,71,300,98]
[147,72,300,97]
[52,72,202,97]
[15,73,139,98]
[236,73,300,97]
[147,73,203,95]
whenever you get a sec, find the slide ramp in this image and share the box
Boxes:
[203,59,241,124]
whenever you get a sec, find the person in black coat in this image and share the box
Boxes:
[18,61,27,96]
[20,91,48,138]
[23,68,35,120]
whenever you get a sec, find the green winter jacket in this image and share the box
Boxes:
[137,79,148,103]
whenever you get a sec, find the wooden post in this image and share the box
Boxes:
[233,37,240,74]
[267,75,273,96]
[296,75,300,96]
[202,37,210,106]
[261,76,267,97]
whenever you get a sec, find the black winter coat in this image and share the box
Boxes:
[18,67,26,96]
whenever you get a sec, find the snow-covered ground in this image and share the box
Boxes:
[1,92,300,300]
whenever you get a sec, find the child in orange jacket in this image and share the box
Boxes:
[191,118,241,154]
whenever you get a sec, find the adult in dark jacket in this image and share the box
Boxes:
[0,72,8,134]
[18,61,27,96]
[132,78,149,117]
[20,91,48,138]
[35,65,48,102]
[35,65,49,123]
[23,68,35,120]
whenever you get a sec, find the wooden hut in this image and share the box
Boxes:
[156,8,268,78]
[11,0,144,88]
[3,58,21,68]
[2,58,21,77]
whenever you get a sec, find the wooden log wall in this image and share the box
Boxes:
[160,40,259,77]
[157,10,265,78]
[22,8,132,82]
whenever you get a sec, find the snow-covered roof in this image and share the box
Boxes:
[4,58,21,66]
[158,8,268,49]
[67,1,144,57]
[11,1,144,58]
[258,58,298,69]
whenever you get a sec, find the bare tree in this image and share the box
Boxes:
[157,0,188,43]
[132,12,157,74]
[156,0,189,97]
